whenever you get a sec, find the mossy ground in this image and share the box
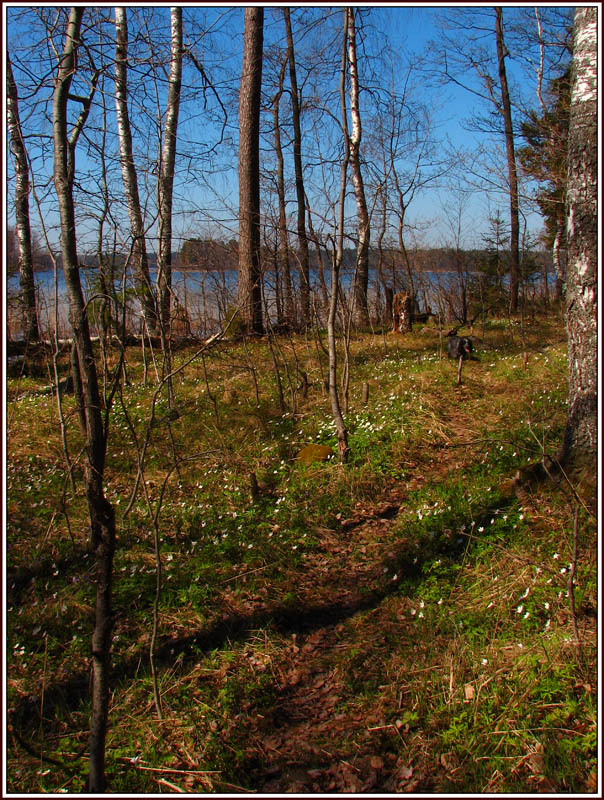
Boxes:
[6,313,597,793]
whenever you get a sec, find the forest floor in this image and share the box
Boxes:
[5,312,598,794]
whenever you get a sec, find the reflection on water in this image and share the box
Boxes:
[6,265,550,341]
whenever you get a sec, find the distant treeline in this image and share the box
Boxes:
[15,242,553,277]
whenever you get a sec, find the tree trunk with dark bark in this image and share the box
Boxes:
[52,9,116,792]
[237,7,265,335]
[306,201,329,316]
[495,7,520,315]
[272,56,295,328]
[7,52,40,343]
[284,8,310,328]
[561,6,597,467]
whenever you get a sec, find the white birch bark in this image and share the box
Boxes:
[7,52,39,342]
[157,7,183,333]
[328,14,350,463]
[562,6,598,464]
[114,7,157,333]
[346,7,371,327]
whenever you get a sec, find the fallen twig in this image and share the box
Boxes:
[223,562,276,584]
[115,758,220,777]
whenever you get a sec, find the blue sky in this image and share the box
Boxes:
[4,4,575,256]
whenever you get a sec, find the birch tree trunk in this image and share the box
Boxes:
[562,6,597,466]
[328,15,350,464]
[346,7,371,328]
[237,6,265,335]
[52,8,116,791]
[495,7,520,315]
[115,6,157,334]
[284,8,310,328]
[7,52,39,343]
[552,205,565,303]
[157,7,183,334]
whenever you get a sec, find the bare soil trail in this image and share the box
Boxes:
[215,473,471,793]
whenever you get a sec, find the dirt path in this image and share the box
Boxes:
[224,427,496,792]
[230,487,437,793]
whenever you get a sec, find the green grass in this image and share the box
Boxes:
[5,313,597,793]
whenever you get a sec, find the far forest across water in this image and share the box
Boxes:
[9,244,555,276]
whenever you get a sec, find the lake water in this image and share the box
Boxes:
[6,264,549,340]
[8,265,459,299]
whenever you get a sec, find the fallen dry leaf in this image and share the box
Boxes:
[288,669,301,685]
[440,752,457,771]
[527,741,545,776]
[586,770,597,792]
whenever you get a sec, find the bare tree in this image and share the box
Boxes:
[561,6,597,467]
[7,51,40,342]
[284,8,311,327]
[115,6,158,334]
[440,185,474,325]
[52,8,116,791]
[237,6,265,335]
[519,65,571,305]
[156,7,183,334]
[438,7,523,314]
[328,13,351,464]
[494,7,520,314]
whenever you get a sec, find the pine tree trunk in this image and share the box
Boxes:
[114,7,157,334]
[272,57,295,328]
[7,52,39,343]
[237,7,265,335]
[52,8,116,792]
[562,6,597,466]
